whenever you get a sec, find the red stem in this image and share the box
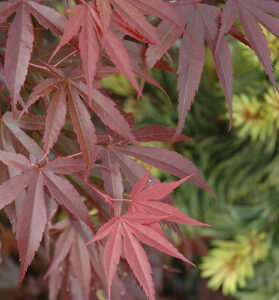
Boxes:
[29,62,49,71]
[74,173,120,217]
[54,50,78,67]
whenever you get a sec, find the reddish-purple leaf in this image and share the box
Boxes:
[79,6,100,106]
[87,218,118,244]
[127,0,187,37]
[175,7,205,138]
[135,200,209,227]
[103,29,141,95]
[45,227,75,279]
[113,0,171,61]
[130,169,151,200]
[122,223,155,300]
[17,113,45,130]
[125,221,192,265]
[16,172,47,281]
[0,170,35,210]
[71,81,135,143]
[49,4,84,62]
[134,175,193,201]
[113,145,215,198]
[43,171,91,226]
[215,0,238,54]
[70,234,91,300]
[134,125,191,142]
[96,0,112,35]
[0,150,33,171]
[3,112,43,159]
[67,84,97,177]
[43,86,67,154]
[4,2,34,112]
[216,0,279,92]
[44,157,85,174]
[0,1,20,23]
[239,7,279,92]
[103,221,122,299]
[26,0,66,37]
[101,148,124,200]
[19,78,57,118]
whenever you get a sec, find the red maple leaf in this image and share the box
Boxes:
[0,150,92,280]
[87,171,210,300]
[18,64,136,176]
[216,0,279,94]
[0,0,66,112]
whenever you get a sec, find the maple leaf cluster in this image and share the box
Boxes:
[0,0,278,299]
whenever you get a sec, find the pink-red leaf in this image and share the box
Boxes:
[19,78,57,118]
[134,125,191,142]
[134,175,193,201]
[43,86,67,154]
[0,170,35,210]
[0,150,33,171]
[114,145,215,198]
[103,221,122,299]
[67,84,97,177]
[45,227,75,279]
[42,171,91,226]
[130,169,151,200]
[72,81,135,143]
[4,2,34,112]
[26,0,66,37]
[175,7,204,138]
[79,6,100,106]
[103,29,140,95]
[44,157,85,174]
[126,221,192,265]
[16,172,47,281]
[122,223,155,300]
[70,234,91,300]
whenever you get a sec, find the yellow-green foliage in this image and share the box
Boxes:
[200,232,270,295]
[233,94,274,142]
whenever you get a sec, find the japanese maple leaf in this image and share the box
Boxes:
[49,0,190,103]
[98,125,215,201]
[0,0,66,112]
[45,220,94,300]
[216,0,279,93]
[127,171,210,226]
[49,1,139,103]
[145,1,234,138]
[18,64,135,176]
[176,2,233,138]
[88,172,209,300]
[0,151,92,280]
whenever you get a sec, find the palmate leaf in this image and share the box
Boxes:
[67,83,97,178]
[175,2,233,137]
[216,0,279,93]
[19,65,135,175]
[146,2,234,137]
[49,0,190,101]
[49,1,138,101]
[88,173,209,300]
[0,150,91,280]
[46,220,111,300]
[46,223,91,300]
[43,85,67,154]
[0,0,66,112]
[98,124,215,201]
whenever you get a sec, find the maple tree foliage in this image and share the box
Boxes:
[0,0,278,299]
